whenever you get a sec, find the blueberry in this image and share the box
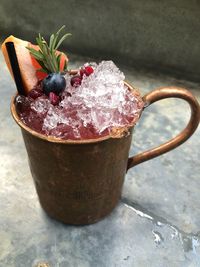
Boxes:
[42,73,66,95]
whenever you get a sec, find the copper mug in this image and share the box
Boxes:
[11,84,200,225]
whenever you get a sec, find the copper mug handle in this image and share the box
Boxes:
[127,86,200,169]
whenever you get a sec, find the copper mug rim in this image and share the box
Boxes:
[10,80,140,145]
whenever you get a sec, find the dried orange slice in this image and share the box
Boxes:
[1,35,68,94]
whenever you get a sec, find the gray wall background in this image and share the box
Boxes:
[0,0,200,81]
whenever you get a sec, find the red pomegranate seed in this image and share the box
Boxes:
[84,66,94,76]
[80,66,94,77]
[71,75,82,87]
[28,88,43,99]
[49,92,60,105]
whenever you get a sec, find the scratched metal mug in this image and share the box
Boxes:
[11,83,200,225]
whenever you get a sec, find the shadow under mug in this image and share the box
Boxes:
[11,82,200,225]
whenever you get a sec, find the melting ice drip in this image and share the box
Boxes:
[21,61,144,140]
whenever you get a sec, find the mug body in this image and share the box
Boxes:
[21,127,132,224]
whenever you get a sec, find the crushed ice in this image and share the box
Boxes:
[22,61,144,139]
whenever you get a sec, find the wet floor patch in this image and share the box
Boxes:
[122,198,200,266]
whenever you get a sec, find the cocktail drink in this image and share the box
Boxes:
[2,27,200,224]
[15,61,144,140]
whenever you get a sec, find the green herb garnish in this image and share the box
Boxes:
[26,25,71,74]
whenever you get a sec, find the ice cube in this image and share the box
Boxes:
[43,106,60,131]
[30,96,50,114]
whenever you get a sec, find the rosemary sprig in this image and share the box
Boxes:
[26,25,71,74]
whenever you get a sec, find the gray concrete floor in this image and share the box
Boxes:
[0,51,200,267]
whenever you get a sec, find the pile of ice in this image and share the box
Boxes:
[31,61,144,139]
